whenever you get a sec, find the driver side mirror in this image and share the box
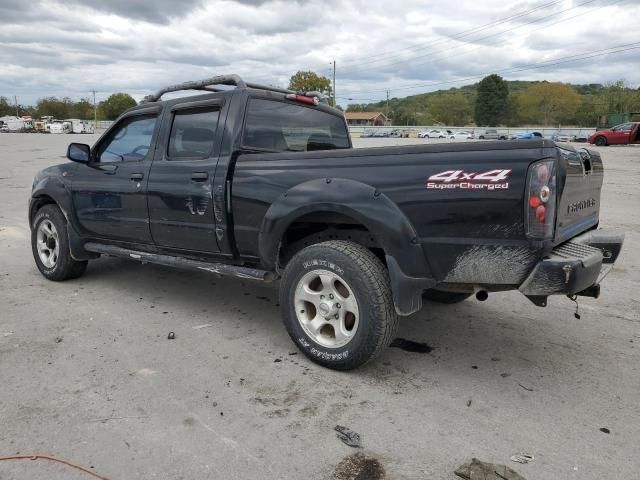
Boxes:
[67,143,91,163]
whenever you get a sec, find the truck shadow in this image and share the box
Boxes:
[81,256,592,389]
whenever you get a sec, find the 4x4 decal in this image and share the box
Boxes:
[426,169,511,190]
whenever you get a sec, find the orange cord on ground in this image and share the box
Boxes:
[0,454,110,479]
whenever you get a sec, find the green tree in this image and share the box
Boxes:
[602,80,640,113]
[427,92,473,125]
[517,82,582,125]
[69,98,95,119]
[100,93,137,120]
[288,71,332,102]
[0,96,16,116]
[346,103,368,112]
[34,97,72,119]
[475,74,509,126]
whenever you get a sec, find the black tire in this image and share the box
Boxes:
[594,136,607,146]
[31,204,87,281]
[422,289,471,304]
[279,240,398,370]
[479,136,485,140]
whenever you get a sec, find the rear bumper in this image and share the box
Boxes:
[519,229,624,302]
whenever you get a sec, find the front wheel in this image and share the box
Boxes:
[594,136,607,146]
[31,204,87,281]
[279,240,398,370]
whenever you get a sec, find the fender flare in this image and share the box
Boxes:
[259,178,435,315]
[30,177,97,261]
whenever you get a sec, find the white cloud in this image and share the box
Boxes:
[0,0,638,106]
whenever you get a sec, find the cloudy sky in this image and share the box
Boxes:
[1,0,638,107]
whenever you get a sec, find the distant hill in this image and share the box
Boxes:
[345,80,612,127]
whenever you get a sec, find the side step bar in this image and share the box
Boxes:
[84,242,277,282]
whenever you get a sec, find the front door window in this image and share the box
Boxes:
[98,116,157,163]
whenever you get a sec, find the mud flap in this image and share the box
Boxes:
[386,255,435,316]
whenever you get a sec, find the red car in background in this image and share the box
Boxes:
[589,122,640,146]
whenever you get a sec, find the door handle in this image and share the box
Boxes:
[130,173,144,181]
[191,172,209,182]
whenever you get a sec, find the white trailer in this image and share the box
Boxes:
[0,116,34,132]
[68,119,95,134]
[49,121,72,134]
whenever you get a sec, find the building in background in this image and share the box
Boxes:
[345,112,387,126]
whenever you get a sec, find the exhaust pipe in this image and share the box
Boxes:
[475,290,488,302]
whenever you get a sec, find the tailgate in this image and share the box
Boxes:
[554,147,603,244]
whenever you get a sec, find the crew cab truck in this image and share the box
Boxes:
[29,74,624,370]
[589,122,640,146]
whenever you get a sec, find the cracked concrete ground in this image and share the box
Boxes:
[1,133,638,479]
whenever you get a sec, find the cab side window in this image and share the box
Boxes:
[167,109,219,160]
[98,116,157,163]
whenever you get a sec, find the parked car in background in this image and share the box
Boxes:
[551,132,574,142]
[589,122,640,146]
[373,130,390,137]
[389,128,410,138]
[449,131,474,140]
[512,131,543,140]
[478,129,507,140]
[361,129,375,138]
[573,132,589,143]
[418,129,447,138]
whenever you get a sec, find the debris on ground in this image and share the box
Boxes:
[274,358,282,363]
[0,454,110,479]
[510,454,534,464]
[167,332,176,340]
[466,399,472,407]
[600,427,611,434]
[192,324,213,329]
[335,425,362,448]
[455,458,526,480]
[2,332,13,337]
[518,383,534,392]
[54,336,63,343]
[334,452,385,480]
[389,337,433,353]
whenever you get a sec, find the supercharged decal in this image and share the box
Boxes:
[426,169,511,190]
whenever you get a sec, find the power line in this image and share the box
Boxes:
[340,0,600,76]
[354,41,640,96]
[341,0,564,70]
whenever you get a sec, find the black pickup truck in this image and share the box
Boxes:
[29,75,624,370]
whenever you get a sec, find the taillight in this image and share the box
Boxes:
[285,93,319,106]
[525,159,556,239]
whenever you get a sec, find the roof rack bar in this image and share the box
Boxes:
[143,74,248,103]
[142,74,329,104]
[245,81,294,95]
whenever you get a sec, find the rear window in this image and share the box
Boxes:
[242,99,350,153]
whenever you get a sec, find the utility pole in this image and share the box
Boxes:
[386,90,390,125]
[14,95,19,117]
[90,90,97,128]
[332,59,336,107]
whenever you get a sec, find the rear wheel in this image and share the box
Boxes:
[423,289,471,304]
[279,240,398,370]
[594,136,607,146]
[31,204,87,281]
